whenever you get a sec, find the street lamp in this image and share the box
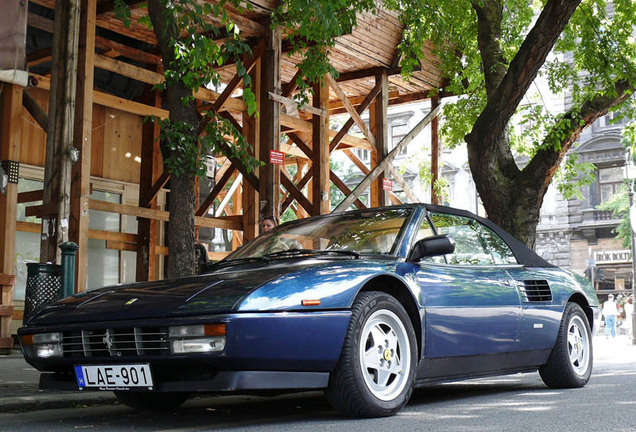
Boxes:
[624,149,636,345]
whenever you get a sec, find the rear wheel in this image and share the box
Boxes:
[114,391,190,411]
[326,291,417,417]
[539,302,592,388]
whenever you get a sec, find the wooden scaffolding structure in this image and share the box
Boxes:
[0,0,446,349]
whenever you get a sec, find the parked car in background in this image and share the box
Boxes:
[19,204,600,417]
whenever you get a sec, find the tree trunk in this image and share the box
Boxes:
[148,0,198,278]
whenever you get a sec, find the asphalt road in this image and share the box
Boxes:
[1,335,634,432]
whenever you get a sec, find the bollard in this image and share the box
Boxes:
[59,242,78,298]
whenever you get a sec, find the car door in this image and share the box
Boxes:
[415,212,523,358]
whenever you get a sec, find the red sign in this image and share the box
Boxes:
[382,178,393,191]
[269,150,285,165]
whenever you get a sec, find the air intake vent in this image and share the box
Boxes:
[520,280,552,302]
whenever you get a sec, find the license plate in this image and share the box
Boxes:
[75,364,154,390]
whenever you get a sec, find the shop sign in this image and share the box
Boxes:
[593,249,632,264]
[382,178,393,191]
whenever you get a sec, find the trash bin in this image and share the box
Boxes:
[23,263,62,323]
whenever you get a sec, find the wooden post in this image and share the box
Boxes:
[258,28,281,219]
[312,77,330,215]
[243,67,260,241]
[137,88,162,281]
[372,72,389,207]
[41,0,81,264]
[430,96,441,205]
[0,85,22,352]
[70,0,96,292]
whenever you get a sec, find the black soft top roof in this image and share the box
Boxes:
[423,203,555,268]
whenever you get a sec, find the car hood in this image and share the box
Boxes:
[25,258,395,326]
[26,260,308,325]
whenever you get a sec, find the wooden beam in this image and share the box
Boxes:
[197,39,266,135]
[312,78,330,215]
[17,190,44,203]
[333,103,442,212]
[142,170,170,208]
[0,84,22,353]
[280,170,313,215]
[430,96,441,204]
[216,112,260,190]
[329,90,399,113]
[137,77,162,282]
[242,66,260,242]
[196,164,236,217]
[330,172,365,209]
[281,170,312,214]
[95,36,159,65]
[386,164,420,203]
[282,69,303,98]
[215,173,243,217]
[286,132,312,159]
[258,28,281,218]
[22,89,49,133]
[335,66,401,83]
[371,72,389,207]
[268,92,326,118]
[88,199,242,230]
[41,0,82,263]
[94,54,162,86]
[326,73,376,148]
[329,81,381,152]
[70,0,97,293]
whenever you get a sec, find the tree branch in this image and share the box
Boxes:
[466,0,582,148]
[522,79,635,189]
[471,0,506,98]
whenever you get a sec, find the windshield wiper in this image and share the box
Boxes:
[264,249,360,259]
[205,256,270,270]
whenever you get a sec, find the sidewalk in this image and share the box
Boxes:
[1,334,636,414]
[0,349,117,413]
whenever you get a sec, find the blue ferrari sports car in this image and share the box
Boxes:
[19,204,601,417]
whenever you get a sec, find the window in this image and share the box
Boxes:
[421,213,517,266]
[479,225,518,265]
[88,190,122,289]
[598,167,623,203]
[429,213,494,265]
[391,123,408,155]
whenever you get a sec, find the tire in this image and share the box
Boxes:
[326,291,417,417]
[114,391,190,411]
[539,302,592,388]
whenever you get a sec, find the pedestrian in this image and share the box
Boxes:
[603,294,618,338]
[625,294,634,338]
[260,216,278,234]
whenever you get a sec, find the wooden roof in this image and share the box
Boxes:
[27,0,444,106]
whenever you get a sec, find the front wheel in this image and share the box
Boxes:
[326,291,417,417]
[114,391,190,411]
[539,302,592,388]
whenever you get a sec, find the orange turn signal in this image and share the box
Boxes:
[301,299,321,306]
[21,334,34,346]
[204,323,227,336]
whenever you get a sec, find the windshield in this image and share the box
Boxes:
[227,208,413,260]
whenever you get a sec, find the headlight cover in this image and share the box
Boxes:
[21,332,64,358]
[169,324,226,354]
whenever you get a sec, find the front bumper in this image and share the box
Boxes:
[20,310,351,391]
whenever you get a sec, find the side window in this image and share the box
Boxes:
[429,213,494,265]
[479,225,518,264]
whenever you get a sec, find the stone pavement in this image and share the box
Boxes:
[1,334,635,414]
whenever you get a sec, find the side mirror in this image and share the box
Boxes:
[407,235,456,262]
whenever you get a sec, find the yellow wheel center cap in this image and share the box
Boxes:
[383,349,392,361]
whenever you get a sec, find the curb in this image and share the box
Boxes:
[0,392,118,414]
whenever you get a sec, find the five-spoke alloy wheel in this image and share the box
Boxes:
[540,302,592,388]
[326,291,417,417]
